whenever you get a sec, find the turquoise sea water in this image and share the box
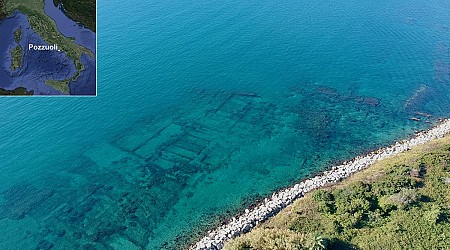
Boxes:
[1,0,450,249]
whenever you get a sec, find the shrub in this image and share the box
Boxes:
[378,195,396,213]
[388,189,419,210]
[312,190,333,203]
[333,182,372,215]
[335,212,363,229]
[424,205,445,224]
[311,235,328,250]
[366,209,384,225]
[372,175,418,196]
[317,202,334,214]
[312,190,335,214]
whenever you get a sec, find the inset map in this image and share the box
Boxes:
[0,0,96,96]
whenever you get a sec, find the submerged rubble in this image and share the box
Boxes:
[0,86,439,249]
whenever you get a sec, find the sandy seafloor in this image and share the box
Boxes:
[0,0,449,249]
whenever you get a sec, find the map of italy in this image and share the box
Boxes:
[0,0,96,95]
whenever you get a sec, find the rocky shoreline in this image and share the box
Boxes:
[191,118,450,250]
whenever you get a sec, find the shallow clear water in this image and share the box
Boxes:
[0,0,449,249]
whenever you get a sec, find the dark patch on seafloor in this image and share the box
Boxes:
[0,83,437,249]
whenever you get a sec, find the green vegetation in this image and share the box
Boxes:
[0,87,33,95]
[225,135,450,250]
[54,0,96,32]
[5,0,95,94]
[0,0,6,19]
[13,27,21,43]
[10,44,23,70]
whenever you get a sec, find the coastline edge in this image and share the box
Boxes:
[191,118,450,250]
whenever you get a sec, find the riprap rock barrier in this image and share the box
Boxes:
[192,119,450,250]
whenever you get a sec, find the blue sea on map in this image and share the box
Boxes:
[0,12,74,94]
[0,0,449,249]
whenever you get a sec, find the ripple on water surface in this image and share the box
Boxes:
[0,0,450,249]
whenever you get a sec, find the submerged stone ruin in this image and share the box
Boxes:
[0,85,435,249]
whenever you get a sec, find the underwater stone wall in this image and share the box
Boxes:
[192,118,450,250]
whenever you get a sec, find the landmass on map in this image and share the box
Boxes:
[52,0,95,32]
[0,0,7,19]
[0,87,33,95]
[0,0,96,96]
